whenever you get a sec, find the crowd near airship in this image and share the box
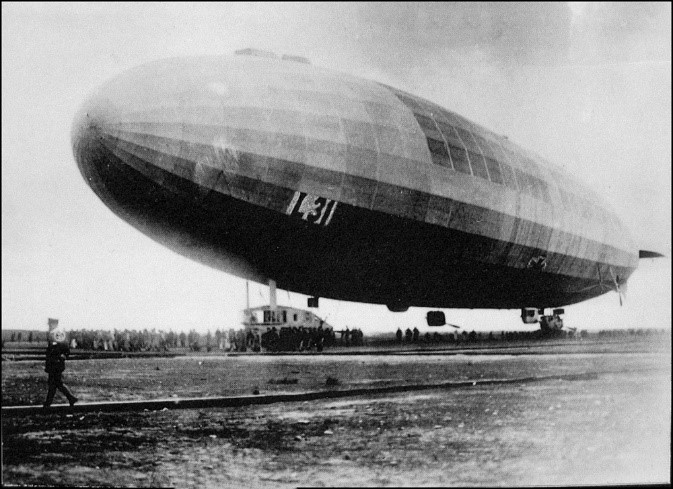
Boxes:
[72,48,661,330]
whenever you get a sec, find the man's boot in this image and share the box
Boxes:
[61,384,77,406]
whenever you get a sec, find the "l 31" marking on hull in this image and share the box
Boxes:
[286,191,338,226]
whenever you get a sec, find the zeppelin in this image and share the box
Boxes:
[72,49,657,329]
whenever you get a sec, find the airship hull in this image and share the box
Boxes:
[72,54,639,309]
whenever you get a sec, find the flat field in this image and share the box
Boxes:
[2,337,670,487]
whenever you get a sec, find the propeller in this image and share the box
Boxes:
[608,267,626,306]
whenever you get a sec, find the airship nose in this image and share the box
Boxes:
[71,58,187,208]
[71,92,117,199]
[70,57,268,283]
[72,57,230,206]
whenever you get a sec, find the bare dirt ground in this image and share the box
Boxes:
[2,338,670,487]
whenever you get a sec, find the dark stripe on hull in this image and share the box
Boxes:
[102,128,636,276]
[79,137,630,309]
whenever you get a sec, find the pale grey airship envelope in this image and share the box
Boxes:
[72,50,638,310]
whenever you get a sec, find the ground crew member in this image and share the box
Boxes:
[43,318,78,408]
[316,325,325,352]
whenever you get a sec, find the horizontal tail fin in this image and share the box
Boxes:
[639,250,665,258]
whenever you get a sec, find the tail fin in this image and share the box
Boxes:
[639,250,665,258]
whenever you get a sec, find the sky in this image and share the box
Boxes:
[2,2,671,334]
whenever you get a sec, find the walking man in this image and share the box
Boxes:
[43,318,78,408]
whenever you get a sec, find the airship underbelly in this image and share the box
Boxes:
[72,55,638,308]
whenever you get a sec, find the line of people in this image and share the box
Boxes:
[396,327,586,344]
[204,327,336,352]
[44,327,368,353]
[337,328,365,346]
[258,326,336,352]
[67,329,170,352]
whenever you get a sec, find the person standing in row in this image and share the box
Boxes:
[43,318,78,408]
